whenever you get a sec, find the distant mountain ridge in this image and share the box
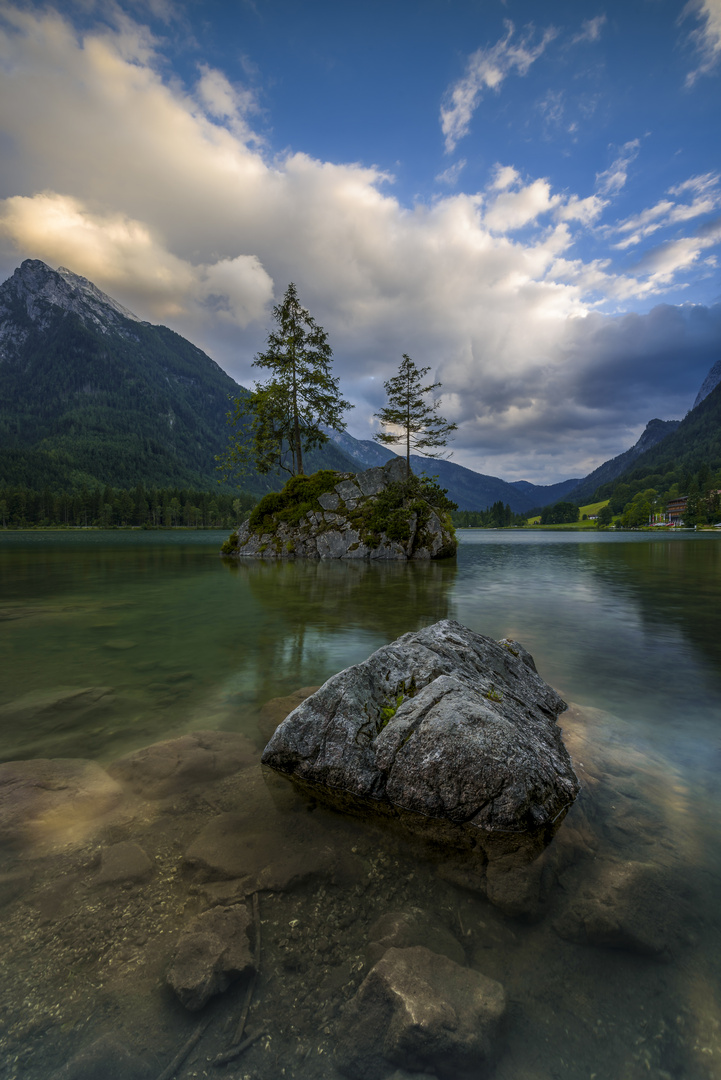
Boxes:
[325,428,581,512]
[589,378,721,497]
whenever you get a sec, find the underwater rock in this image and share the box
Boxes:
[484,852,550,921]
[366,909,466,967]
[166,904,255,1010]
[258,685,321,743]
[95,841,153,885]
[184,810,334,891]
[0,758,123,848]
[52,1034,152,1080]
[338,945,506,1080]
[262,620,579,861]
[553,858,683,956]
[0,685,116,726]
[107,730,255,799]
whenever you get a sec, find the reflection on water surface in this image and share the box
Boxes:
[0,530,719,1080]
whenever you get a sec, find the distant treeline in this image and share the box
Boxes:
[0,484,258,529]
[451,502,527,528]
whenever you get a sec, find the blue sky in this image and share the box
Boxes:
[0,0,719,482]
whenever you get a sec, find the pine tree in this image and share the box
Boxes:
[220,284,352,479]
[373,354,457,478]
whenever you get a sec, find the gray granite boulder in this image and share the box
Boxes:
[166,904,255,1010]
[262,620,579,861]
[338,945,506,1080]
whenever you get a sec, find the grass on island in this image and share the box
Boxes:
[526,499,610,529]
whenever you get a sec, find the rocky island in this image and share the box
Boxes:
[222,457,457,560]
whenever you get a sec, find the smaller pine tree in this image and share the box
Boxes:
[373,354,457,478]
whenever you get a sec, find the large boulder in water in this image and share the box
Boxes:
[261,620,579,861]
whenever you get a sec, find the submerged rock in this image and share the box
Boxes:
[554,858,684,955]
[262,620,579,861]
[52,1034,152,1080]
[107,730,255,799]
[338,945,506,1080]
[95,841,153,886]
[166,904,255,1010]
[0,758,123,848]
[366,909,466,967]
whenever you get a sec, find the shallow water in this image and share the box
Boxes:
[0,529,719,1080]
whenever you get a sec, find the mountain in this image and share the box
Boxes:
[591,379,721,496]
[693,357,721,409]
[324,428,580,512]
[565,418,681,505]
[322,427,396,468]
[0,260,359,491]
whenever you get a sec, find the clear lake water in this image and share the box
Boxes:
[0,528,719,1080]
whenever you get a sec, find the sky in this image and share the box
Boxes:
[0,0,720,483]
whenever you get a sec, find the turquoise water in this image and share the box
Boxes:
[0,529,719,1079]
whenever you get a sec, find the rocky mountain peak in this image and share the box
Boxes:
[693,357,721,409]
[0,260,141,364]
[4,259,140,328]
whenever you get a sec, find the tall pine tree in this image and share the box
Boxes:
[221,284,352,478]
[374,354,457,478]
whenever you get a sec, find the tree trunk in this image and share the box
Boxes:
[290,325,304,475]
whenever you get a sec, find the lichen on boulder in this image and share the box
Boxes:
[222,457,457,561]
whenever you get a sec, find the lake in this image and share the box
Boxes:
[0,529,719,1080]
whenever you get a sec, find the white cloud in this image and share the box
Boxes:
[610,175,720,247]
[484,179,561,232]
[435,159,466,186]
[490,164,521,191]
[682,0,721,85]
[440,21,557,153]
[555,194,607,225]
[571,15,607,45]
[595,140,640,196]
[668,172,720,197]
[195,65,262,144]
[631,219,721,286]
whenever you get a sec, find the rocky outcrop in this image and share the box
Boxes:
[338,945,506,1080]
[261,620,579,861]
[226,457,457,561]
